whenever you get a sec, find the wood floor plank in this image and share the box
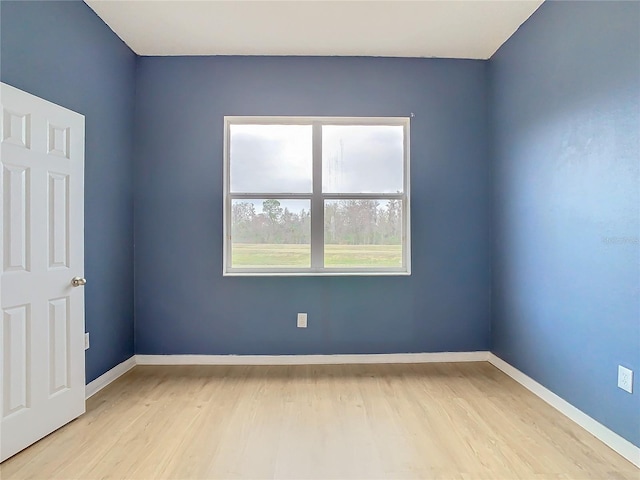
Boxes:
[1,362,637,480]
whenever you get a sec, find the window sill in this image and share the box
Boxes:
[223,270,411,277]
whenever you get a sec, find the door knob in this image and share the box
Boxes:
[71,276,87,287]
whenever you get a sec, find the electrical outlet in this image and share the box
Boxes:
[297,313,307,328]
[84,332,90,350]
[618,365,633,393]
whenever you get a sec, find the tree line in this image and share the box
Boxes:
[232,199,402,245]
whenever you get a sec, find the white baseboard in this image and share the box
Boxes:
[84,352,488,399]
[85,356,136,399]
[488,353,640,468]
[135,351,490,366]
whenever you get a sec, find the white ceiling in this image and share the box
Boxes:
[85,1,544,59]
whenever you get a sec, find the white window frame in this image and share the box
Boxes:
[223,116,411,276]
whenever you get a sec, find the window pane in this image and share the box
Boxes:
[231,199,310,268]
[230,124,312,193]
[324,199,403,268]
[322,125,404,193]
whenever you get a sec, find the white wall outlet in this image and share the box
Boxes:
[618,365,633,393]
[84,332,90,350]
[297,313,307,328]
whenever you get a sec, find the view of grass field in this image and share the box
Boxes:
[232,244,402,268]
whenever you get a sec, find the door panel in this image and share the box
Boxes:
[48,172,69,269]
[0,83,85,462]
[3,164,30,272]
[3,304,30,415]
[48,296,70,395]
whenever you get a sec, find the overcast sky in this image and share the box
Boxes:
[323,125,403,193]
[230,124,312,193]
[230,124,404,194]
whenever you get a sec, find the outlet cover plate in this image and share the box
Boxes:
[297,313,307,328]
[618,365,633,393]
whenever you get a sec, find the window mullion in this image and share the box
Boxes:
[310,122,324,268]
[229,193,312,199]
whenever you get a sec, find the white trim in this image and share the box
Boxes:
[223,269,411,277]
[135,351,489,366]
[224,116,410,126]
[222,115,230,275]
[83,353,489,399]
[488,353,640,468]
[85,356,136,399]
[403,118,411,275]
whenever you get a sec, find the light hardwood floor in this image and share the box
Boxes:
[1,362,637,479]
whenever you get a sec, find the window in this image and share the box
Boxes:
[223,116,410,275]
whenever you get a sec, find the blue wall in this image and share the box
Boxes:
[490,1,640,447]
[1,1,137,382]
[134,56,492,355]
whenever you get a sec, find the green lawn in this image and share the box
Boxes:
[232,243,402,268]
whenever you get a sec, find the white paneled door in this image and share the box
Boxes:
[0,83,85,462]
